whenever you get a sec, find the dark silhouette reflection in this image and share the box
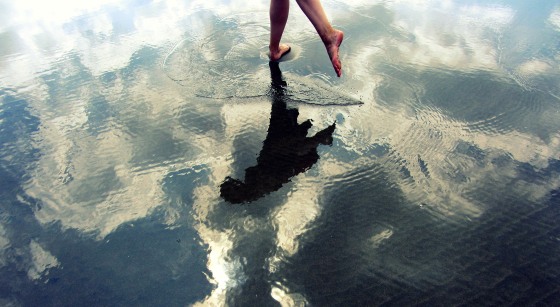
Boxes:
[221,62,336,204]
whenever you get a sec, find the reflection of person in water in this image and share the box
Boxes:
[220,62,336,204]
[269,0,344,77]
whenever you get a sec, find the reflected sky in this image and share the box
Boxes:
[1,0,559,305]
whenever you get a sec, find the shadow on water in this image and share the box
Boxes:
[220,62,336,204]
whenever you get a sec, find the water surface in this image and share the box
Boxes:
[1,0,560,305]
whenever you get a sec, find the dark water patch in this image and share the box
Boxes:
[0,90,58,306]
[417,154,430,178]
[2,0,560,305]
[0,152,210,305]
[85,95,116,135]
[128,125,199,173]
[451,199,560,306]
[10,216,212,307]
[0,89,41,182]
[278,163,448,305]
[278,161,560,305]
[122,45,161,81]
[162,164,210,214]
[453,140,487,165]
[99,71,118,84]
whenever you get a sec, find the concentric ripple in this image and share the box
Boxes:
[163,11,363,106]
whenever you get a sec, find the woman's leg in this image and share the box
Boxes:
[269,0,291,61]
[296,0,343,76]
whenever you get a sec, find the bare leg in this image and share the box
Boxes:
[296,0,344,77]
[269,0,291,61]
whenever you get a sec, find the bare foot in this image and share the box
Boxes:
[269,44,291,62]
[324,29,344,77]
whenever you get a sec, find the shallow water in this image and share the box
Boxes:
[1,0,560,305]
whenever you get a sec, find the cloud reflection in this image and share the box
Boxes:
[0,0,558,305]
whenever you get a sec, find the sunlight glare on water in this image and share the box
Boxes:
[0,0,559,305]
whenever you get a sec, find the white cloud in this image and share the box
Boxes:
[2,0,559,302]
[27,240,60,281]
[549,6,560,31]
[0,224,9,268]
[517,59,553,76]
[2,0,122,31]
[394,3,513,70]
[337,0,515,71]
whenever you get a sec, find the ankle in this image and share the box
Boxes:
[319,28,337,45]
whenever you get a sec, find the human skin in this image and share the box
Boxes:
[269,0,344,77]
